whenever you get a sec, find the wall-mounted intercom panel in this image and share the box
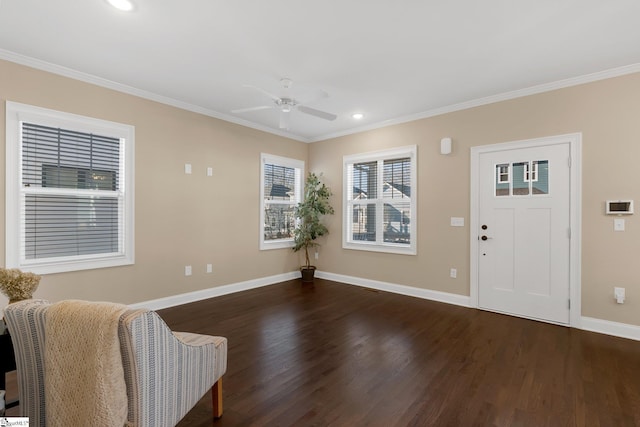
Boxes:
[606,200,634,215]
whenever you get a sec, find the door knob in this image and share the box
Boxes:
[481,235,492,241]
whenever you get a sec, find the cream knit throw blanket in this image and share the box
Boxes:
[45,300,129,427]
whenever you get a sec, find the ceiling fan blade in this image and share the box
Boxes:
[242,84,281,102]
[298,105,337,121]
[279,111,291,130]
[231,105,273,114]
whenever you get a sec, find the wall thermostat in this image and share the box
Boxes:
[606,200,633,215]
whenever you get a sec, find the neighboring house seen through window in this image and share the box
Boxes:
[495,160,549,196]
[260,153,304,250]
[5,102,135,274]
[523,161,539,182]
[497,164,510,183]
[343,145,417,255]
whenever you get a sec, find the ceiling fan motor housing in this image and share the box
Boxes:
[233,79,337,128]
[277,98,296,112]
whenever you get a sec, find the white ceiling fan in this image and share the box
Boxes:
[232,78,337,130]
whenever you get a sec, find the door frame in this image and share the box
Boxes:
[470,133,582,327]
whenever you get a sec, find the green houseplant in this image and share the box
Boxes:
[293,172,334,282]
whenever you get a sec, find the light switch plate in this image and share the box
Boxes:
[450,217,465,227]
[185,163,192,174]
[614,218,625,231]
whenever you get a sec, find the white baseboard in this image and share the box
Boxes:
[129,271,299,311]
[316,271,472,308]
[580,316,640,341]
[129,270,639,342]
[316,272,638,341]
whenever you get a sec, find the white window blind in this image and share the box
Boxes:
[22,123,122,259]
[343,145,417,255]
[260,153,303,250]
[6,102,135,274]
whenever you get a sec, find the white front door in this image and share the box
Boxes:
[476,141,571,324]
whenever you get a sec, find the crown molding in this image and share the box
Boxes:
[3,48,639,144]
[0,48,309,143]
[310,63,640,142]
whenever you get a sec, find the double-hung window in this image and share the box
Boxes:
[260,153,304,250]
[523,161,539,182]
[343,145,417,255]
[5,102,135,274]
[497,164,510,183]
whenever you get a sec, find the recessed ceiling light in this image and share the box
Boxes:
[106,0,135,12]
[352,113,364,120]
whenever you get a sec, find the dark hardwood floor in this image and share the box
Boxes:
[156,279,640,427]
[4,279,639,425]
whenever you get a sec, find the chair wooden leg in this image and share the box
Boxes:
[212,378,223,419]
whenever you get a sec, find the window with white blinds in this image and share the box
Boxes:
[343,145,417,255]
[260,153,303,250]
[6,102,135,274]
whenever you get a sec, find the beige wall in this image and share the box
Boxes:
[0,59,308,305]
[310,72,640,327]
[2,59,639,327]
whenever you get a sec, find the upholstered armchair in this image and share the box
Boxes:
[4,299,227,427]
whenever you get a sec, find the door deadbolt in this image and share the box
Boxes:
[481,225,488,230]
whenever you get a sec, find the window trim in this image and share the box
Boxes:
[343,145,417,255]
[5,101,135,274]
[259,153,304,250]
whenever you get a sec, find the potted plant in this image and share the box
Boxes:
[293,172,334,282]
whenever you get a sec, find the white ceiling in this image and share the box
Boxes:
[1,0,640,142]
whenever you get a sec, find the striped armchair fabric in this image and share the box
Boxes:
[3,299,49,426]
[4,300,228,427]
[119,309,228,426]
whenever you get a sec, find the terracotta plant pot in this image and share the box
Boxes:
[300,266,316,283]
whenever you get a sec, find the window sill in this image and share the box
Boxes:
[260,239,295,251]
[16,254,134,275]
[342,241,416,256]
